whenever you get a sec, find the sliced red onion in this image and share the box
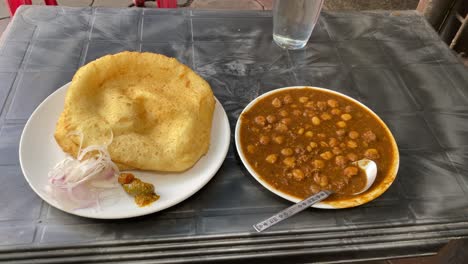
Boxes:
[47,141,120,211]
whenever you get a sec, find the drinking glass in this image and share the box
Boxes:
[273,0,324,49]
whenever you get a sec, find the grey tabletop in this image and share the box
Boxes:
[1,5,468,263]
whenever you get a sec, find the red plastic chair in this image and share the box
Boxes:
[5,0,58,16]
[157,0,177,8]
[6,0,177,16]
[134,0,177,8]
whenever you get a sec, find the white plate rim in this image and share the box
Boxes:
[234,86,399,209]
[19,82,231,219]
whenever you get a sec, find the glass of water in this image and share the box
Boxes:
[273,0,324,50]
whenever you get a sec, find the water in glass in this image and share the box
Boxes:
[273,0,324,49]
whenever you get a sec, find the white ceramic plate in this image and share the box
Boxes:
[235,86,399,209]
[20,83,231,219]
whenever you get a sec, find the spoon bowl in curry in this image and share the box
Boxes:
[253,159,377,232]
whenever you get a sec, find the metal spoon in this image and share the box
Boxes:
[253,159,377,232]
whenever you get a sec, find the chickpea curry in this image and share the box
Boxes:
[239,88,396,202]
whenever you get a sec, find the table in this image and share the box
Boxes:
[0,6,467,263]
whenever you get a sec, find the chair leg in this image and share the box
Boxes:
[5,0,32,16]
[44,0,58,5]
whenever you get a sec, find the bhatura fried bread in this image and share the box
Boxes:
[54,52,215,172]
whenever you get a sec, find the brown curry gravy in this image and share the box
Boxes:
[239,88,397,202]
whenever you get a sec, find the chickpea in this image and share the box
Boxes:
[279,109,289,117]
[336,129,346,136]
[310,184,321,194]
[299,96,309,103]
[305,131,313,137]
[336,121,347,128]
[314,174,329,187]
[321,113,332,120]
[327,99,339,108]
[347,140,358,148]
[332,147,342,155]
[254,116,266,126]
[317,101,327,110]
[320,177,329,188]
[331,108,341,115]
[273,136,285,144]
[281,148,294,156]
[295,146,305,154]
[309,142,318,148]
[306,146,312,152]
[317,133,326,139]
[265,154,278,164]
[329,137,338,147]
[348,131,360,139]
[275,123,288,133]
[347,153,359,162]
[320,151,334,160]
[320,141,329,147]
[312,116,321,125]
[283,95,293,104]
[364,148,380,159]
[341,113,352,121]
[362,130,377,143]
[272,97,282,108]
[335,155,347,167]
[292,169,305,181]
[312,159,325,169]
[297,128,304,135]
[259,135,270,145]
[344,105,352,113]
[247,145,255,153]
[344,166,359,177]
[293,109,302,116]
[305,101,315,108]
[283,157,296,167]
[266,115,276,124]
[281,118,292,125]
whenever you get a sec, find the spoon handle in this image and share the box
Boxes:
[253,190,332,232]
